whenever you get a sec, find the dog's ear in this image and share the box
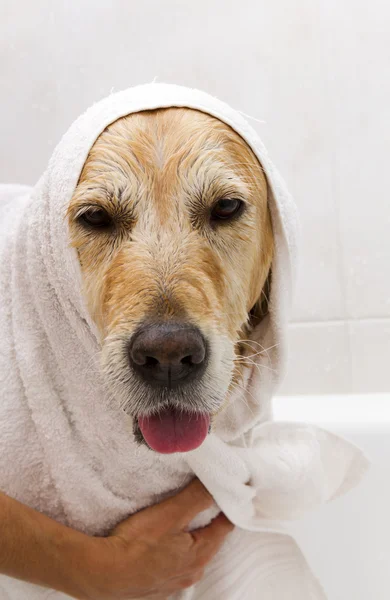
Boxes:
[248,268,272,330]
[251,173,274,324]
[248,179,273,332]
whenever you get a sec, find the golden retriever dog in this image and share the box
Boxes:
[66,108,273,454]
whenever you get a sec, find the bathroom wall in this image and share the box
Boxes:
[1,0,388,394]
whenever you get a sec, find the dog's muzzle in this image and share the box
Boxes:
[128,321,211,454]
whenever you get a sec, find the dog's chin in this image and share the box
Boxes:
[113,373,227,454]
[133,420,148,447]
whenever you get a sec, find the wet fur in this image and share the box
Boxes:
[66,108,273,429]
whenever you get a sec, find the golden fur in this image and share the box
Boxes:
[66,108,273,419]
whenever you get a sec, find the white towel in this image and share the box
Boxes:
[0,83,369,599]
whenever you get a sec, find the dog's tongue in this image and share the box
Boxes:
[138,409,210,454]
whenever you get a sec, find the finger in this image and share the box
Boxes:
[112,479,215,540]
[193,512,234,543]
[161,567,205,596]
[189,512,234,563]
[142,478,215,531]
[175,568,205,591]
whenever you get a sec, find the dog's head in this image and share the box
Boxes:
[67,107,273,453]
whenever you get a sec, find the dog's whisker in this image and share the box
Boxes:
[237,346,273,358]
[238,340,280,363]
[238,351,269,360]
[239,340,280,352]
[236,348,278,362]
[231,381,257,418]
[234,356,277,374]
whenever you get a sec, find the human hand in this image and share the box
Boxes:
[71,479,233,600]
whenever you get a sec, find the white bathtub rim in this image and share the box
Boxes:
[274,393,390,426]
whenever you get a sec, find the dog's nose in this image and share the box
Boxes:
[128,322,208,387]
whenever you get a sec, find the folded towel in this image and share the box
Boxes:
[0,83,369,599]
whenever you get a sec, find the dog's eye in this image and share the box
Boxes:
[211,199,243,221]
[79,208,112,229]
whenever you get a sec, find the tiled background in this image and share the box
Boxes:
[1,0,389,394]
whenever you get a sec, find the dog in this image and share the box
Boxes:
[66,107,274,454]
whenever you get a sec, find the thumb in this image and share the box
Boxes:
[158,478,215,529]
[112,479,215,539]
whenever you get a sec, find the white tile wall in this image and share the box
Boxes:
[0,0,388,393]
[284,0,390,393]
[349,320,390,393]
[322,0,390,321]
[278,322,351,395]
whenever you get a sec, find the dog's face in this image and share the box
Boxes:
[67,108,273,453]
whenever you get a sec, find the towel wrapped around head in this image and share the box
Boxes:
[0,83,369,599]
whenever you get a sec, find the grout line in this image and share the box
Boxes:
[289,316,390,326]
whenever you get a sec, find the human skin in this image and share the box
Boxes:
[0,478,234,599]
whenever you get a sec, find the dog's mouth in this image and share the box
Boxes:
[136,407,211,454]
